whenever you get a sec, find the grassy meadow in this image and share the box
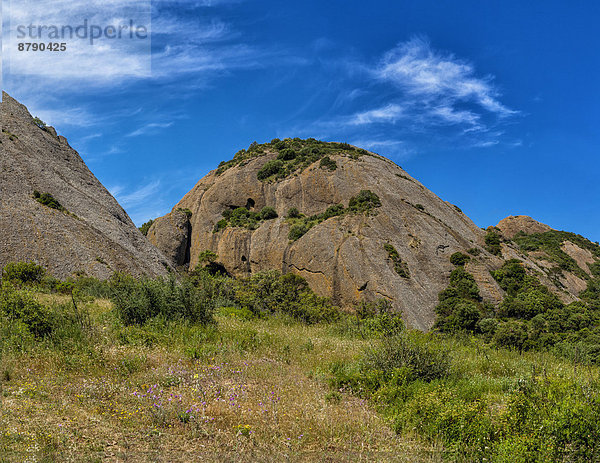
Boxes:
[1,264,599,462]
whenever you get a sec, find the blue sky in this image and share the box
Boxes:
[4,0,599,242]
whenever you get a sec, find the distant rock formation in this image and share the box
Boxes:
[0,92,171,279]
[497,215,553,238]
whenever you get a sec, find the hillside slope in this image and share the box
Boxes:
[0,93,171,279]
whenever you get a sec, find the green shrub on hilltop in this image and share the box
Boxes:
[257,160,284,180]
[216,138,370,179]
[319,156,338,171]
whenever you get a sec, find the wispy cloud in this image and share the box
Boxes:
[110,180,161,208]
[358,37,516,129]
[348,104,405,125]
[291,37,519,155]
[126,122,174,137]
[3,0,268,91]
[375,37,516,119]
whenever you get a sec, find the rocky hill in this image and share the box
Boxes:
[146,139,537,329]
[0,93,171,279]
[495,215,600,300]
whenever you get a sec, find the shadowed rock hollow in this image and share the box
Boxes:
[0,93,171,279]
[149,139,510,330]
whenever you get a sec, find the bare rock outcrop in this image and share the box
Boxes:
[0,93,171,279]
[146,209,191,268]
[149,141,509,330]
[497,215,553,238]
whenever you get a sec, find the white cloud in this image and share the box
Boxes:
[126,122,174,137]
[349,104,405,125]
[375,37,515,118]
[3,0,261,92]
[299,37,519,154]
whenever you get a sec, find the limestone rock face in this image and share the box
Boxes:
[151,146,509,330]
[0,93,171,279]
[497,215,553,238]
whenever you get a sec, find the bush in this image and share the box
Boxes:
[257,160,284,180]
[2,262,45,285]
[348,190,381,213]
[289,223,309,241]
[176,208,193,218]
[139,219,155,236]
[277,148,297,161]
[0,283,55,338]
[485,229,502,256]
[319,156,337,171]
[494,320,528,351]
[33,191,65,211]
[330,333,451,396]
[434,267,482,333]
[109,274,214,326]
[259,206,278,220]
[33,117,47,129]
[383,244,410,278]
[286,207,301,219]
[213,218,228,232]
[363,333,451,382]
[351,299,404,338]
[491,260,527,296]
[235,270,339,323]
[450,252,470,266]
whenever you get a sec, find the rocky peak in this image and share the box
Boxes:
[496,215,553,239]
[149,138,509,330]
[0,93,171,279]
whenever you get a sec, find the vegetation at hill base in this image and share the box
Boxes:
[215,138,370,180]
[1,258,600,461]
